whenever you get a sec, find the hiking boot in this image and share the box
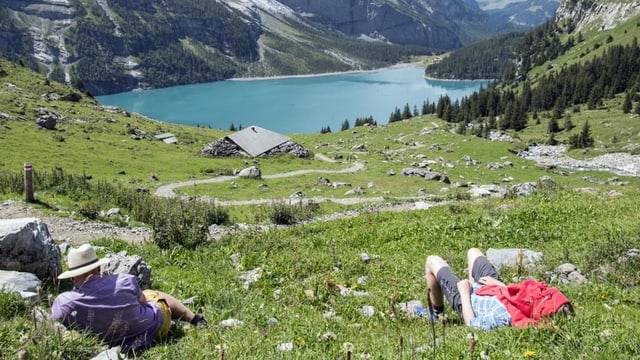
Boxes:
[190,314,208,328]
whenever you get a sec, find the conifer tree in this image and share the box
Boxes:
[623,92,632,113]
[547,117,560,134]
[341,119,350,131]
[402,103,412,119]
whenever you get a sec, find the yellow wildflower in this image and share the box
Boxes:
[523,350,535,357]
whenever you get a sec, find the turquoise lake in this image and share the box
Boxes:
[97,67,486,134]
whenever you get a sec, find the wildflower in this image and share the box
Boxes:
[523,350,535,357]
[295,336,307,346]
[343,342,354,352]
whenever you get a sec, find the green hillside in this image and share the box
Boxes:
[1,13,640,357]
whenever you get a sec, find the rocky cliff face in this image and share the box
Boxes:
[277,0,492,48]
[555,0,640,32]
[1,0,74,73]
[486,0,560,28]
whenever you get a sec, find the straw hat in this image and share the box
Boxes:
[58,244,110,279]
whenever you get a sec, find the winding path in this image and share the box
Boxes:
[154,157,382,205]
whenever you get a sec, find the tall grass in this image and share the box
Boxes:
[3,190,640,359]
[0,169,229,249]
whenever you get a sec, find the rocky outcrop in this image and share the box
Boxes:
[277,0,468,48]
[555,0,640,32]
[0,218,61,280]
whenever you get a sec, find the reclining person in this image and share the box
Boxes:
[420,248,573,330]
[51,244,207,350]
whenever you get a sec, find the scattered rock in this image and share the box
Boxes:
[359,305,375,317]
[552,263,587,285]
[317,176,331,185]
[220,318,244,328]
[468,184,508,198]
[238,267,263,290]
[345,187,364,196]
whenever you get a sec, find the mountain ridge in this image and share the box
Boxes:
[0,0,517,95]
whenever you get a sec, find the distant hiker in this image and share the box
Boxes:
[418,248,573,330]
[51,244,207,350]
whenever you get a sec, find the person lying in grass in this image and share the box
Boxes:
[50,244,207,351]
[419,247,574,330]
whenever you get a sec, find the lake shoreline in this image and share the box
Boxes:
[229,62,424,82]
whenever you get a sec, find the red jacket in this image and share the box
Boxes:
[475,279,571,327]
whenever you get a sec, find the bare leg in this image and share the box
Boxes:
[424,255,449,308]
[151,290,196,321]
[467,248,485,283]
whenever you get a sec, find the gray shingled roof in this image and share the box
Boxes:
[227,125,291,157]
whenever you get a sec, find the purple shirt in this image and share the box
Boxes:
[51,273,163,350]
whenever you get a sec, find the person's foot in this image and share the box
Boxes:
[190,314,208,328]
[414,306,444,322]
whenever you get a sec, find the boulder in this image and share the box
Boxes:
[486,248,543,271]
[102,251,152,290]
[468,184,508,198]
[0,218,62,280]
[510,182,537,197]
[0,270,41,300]
[553,263,587,285]
[238,166,262,179]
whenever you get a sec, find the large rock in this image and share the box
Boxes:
[238,166,262,179]
[0,270,41,300]
[0,218,61,280]
[102,251,152,290]
[486,248,543,271]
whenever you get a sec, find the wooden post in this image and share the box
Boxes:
[24,162,34,203]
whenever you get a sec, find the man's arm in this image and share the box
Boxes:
[457,279,475,326]
[478,276,507,287]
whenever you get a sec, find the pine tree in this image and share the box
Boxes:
[547,118,560,134]
[341,119,350,131]
[568,121,594,149]
[402,103,412,119]
[564,113,574,132]
[623,92,633,113]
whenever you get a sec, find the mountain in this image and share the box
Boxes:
[486,0,561,28]
[554,0,640,32]
[0,0,516,96]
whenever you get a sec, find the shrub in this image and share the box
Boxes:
[0,292,26,320]
[78,200,100,219]
[269,201,319,225]
[151,198,229,250]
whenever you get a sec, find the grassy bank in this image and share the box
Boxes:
[2,190,639,358]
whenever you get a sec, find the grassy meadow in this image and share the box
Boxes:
[1,42,640,359]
